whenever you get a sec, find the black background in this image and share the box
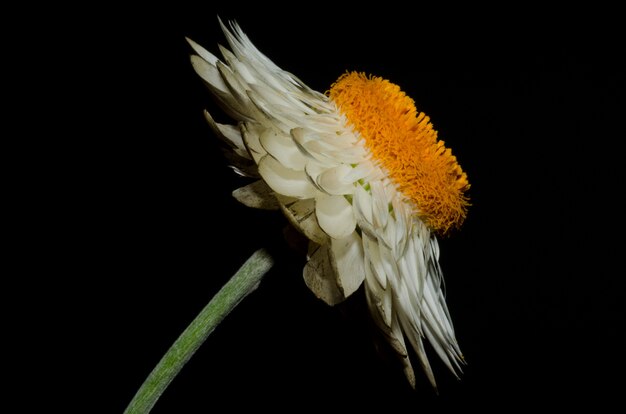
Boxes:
[84,4,624,412]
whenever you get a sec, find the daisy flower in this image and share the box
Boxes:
[187,18,470,389]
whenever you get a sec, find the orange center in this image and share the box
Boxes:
[328,72,469,234]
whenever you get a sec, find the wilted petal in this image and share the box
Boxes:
[232,180,280,210]
[303,243,344,306]
[279,198,329,245]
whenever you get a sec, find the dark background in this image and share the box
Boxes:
[85,4,624,412]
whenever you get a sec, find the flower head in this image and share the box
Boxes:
[188,18,469,389]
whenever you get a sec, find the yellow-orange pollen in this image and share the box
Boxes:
[329,72,470,234]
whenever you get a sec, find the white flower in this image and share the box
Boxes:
[188,18,470,389]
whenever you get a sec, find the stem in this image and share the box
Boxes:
[124,248,274,414]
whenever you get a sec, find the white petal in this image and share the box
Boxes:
[391,196,412,255]
[190,55,252,121]
[240,122,267,164]
[257,154,317,199]
[399,311,438,389]
[364,282,416,388]
[302,113,347,134]
[249,82,313,114]
[246,89,299,133]
[315,194,356,239]
[203,110,248,156]
[370,181,391,230]
[291,128,343,165]
[330,231,365,298]
[363,235,388,290]
[354,183,373,220]
[342,162,376,184]
[317,164,356,195]
[218,44,257,85]
[304,161,328,192]
[422,321,463,378]
[259,128,307,170]
[189,55,227,93]
[186,37,220,65]
[216,61,250,108]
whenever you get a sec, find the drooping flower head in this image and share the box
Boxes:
[188,18,470,389]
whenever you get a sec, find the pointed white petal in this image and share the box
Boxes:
[203,110,248,155]
[190,55,253,121]
[218,44,257,85]
[400,312,438,389]
[315,194,356,239]
[215,60,251,108]
[257,154,317,199]
[391,197,411,255]
[364,281,416,388]
[240,122,267,164]
[370,180,391,230]
[246,89,297,133]
[186,37,220,65]
[249,82,313,114]
[189,55,228,93]
[363,235,388,290]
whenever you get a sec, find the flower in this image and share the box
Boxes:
[188,18,470,389]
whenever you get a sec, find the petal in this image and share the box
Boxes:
[370,180,391,230]
[364,281,416,388]
[218,44,257,85]
[303,243,344,306]
[291,128,343,165]
[257,154,317,199]
[363,234,388,291]
[329,231,365,298]
[203,110,248,157]
[186,37,220,65]
[232,180,280,210]
[399,310,438,390]
[279,198,329,245]
[342,161,377,184]
[316,164,356,195]
[259,129,307,170]
[240,122,267,164]
[189,54,227,93]
[247,89,298,133]
[221,149,259,178]
[249,82,312,114]
[216,61,251,109]
[315,194,356,239]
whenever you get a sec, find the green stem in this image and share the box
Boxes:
[124,248,274,414]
